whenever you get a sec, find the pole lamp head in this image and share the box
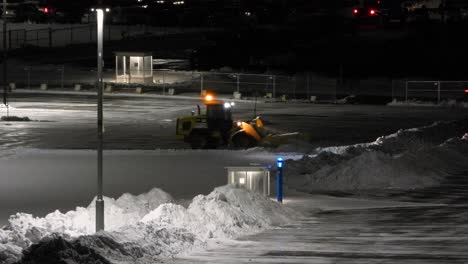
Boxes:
[91,7,111,12]
[276,157,283,169]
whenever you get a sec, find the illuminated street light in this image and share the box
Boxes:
[2,0,8,115]
[95,7,105,232]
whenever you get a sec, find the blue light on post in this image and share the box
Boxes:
[276,157,283,203]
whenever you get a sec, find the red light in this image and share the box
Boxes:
[44,7,49,13]
[369,9,376,15]
[353,9,359,14]
[464,89,468,93]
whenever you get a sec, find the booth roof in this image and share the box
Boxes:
[114,51,153,57]
[225,166,270,171]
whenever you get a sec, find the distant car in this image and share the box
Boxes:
[347,0,409,25]
[350,0,387,24]
[0,6,17,20]
[11,3,47,22]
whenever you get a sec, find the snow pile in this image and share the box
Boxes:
[388,99,468,108]
[1,186,298,264]
[0,116,31,122]
[142,186,295,239]
[285,119,468,192]
[0,188,172,263]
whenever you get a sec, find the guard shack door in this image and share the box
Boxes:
[115,52,153,84]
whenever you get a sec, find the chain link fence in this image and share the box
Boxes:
[3,63,468,102]
[5,66,299,98]
[1,24,217,50]
[404,81,468,103]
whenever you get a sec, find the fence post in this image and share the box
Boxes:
[293,76,296,99]
[90,24,93,42]
[8,30,11,50]
[23,30,27,47]
[272,76,276,98]
[236,74,240,93]
[128,70,131,87]
[61,65,65,89]
[405,80,408,103]
[391,79,394,101]
[162,71,166,95]
[437,81,441,104]
[48,28,52,48]
[200,72,204,95]
[26,66,30,89]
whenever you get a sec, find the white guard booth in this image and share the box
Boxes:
[226,166,270,196]
[115,51,153,84]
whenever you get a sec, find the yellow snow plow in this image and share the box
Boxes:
[176,94,309,149]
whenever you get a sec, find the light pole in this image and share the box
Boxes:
[2,0,8,114]
[95,7,104,232]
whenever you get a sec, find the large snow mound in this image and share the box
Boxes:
[1,186,298,264]
[285,118,468,192]
[0,188,173,263]
[142,186,295,240]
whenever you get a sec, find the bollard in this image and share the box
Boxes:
[168,88,175,95]
[74,84,82,91]
[233,91,242,99]
[40,83,48,90]
[8,83,16,91]
[276,157,283,203]
[105,84,113,93]
[135,87,143,94]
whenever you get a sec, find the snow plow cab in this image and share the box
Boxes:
[175,94,265,149]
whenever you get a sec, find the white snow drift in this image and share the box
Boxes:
[284,120,468,192]
[388,99,468,108]
[0,186,298,264]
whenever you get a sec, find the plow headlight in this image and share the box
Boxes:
[237,121,242,127]
[205,94,214,101]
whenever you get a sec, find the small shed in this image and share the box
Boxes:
[115,51,153,84]
[226,166,270,196]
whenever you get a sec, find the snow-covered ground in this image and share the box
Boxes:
[388,99,468,108]
[1,93,468,263]
[0,120,466,263]
[3,92,467,150]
